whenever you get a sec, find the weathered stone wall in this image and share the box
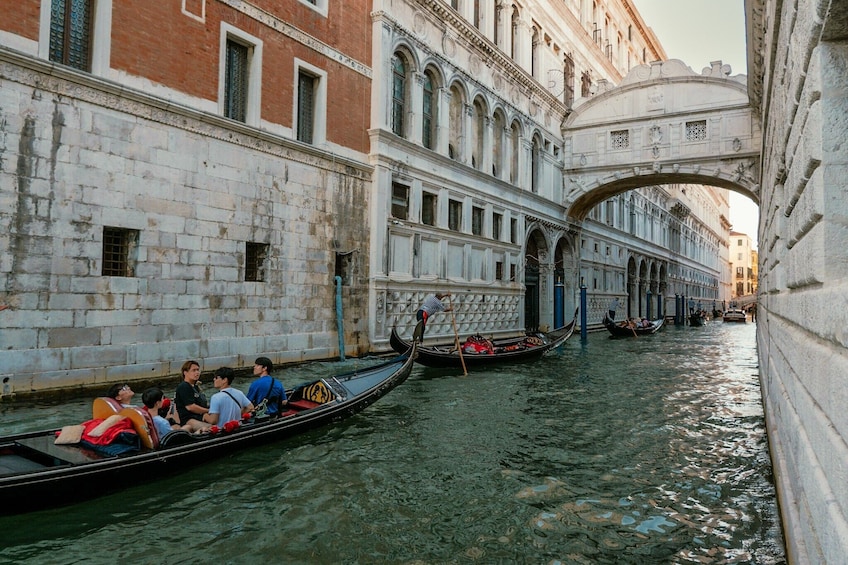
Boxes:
[752,0,848,561]
[0,52,372,396]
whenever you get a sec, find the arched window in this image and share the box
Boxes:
[422,71,436,150]
[510,121,520,184]
[492,111,505,178]
[531,135,541,193]
[449,84,464,161]
[391,54,407,137]
[472,98,485,170]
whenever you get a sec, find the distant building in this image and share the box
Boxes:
[729,231,757,297]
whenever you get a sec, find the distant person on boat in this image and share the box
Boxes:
[175,360,210,424]
[204,367,254,426]
[608,298,620,320]
[247,357,288,418]
[416,292,452,333]
[106,383,136,407]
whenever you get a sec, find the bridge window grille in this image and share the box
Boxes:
[685,120,707,141]
[50,0,93,71]
[610,130,629,149]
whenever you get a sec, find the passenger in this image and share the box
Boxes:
[247,357,287,418]
[416,292,452,334]
[106,383,136,407]
[175,360,210,424]
[142,387,209,438]
[203,367,254,426]
[640,318,651,328]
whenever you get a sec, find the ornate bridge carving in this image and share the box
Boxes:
[562,60,761,220]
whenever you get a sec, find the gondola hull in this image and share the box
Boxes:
[0,344,416,514]
[689,313,706,326]
[603,314,665,337]
[390,310,577,369]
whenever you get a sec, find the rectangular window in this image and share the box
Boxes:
[50,0,93,71]
[102,227,138,277]
[510,218,517,244]
[510,264,516,281]
[391,183,409,220]
[737,239,743,246]
[297,71,316,143]
[493,213,503,240]
[449,199,463,231]
[496,261,504,280]
[610,130,629,149]
[422,192,437,226]
[685,120,707,141]
[245,242,268,282]
[472,206,484,236]
[224,39,249,122]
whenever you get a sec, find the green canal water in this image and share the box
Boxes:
[0,321,785,564]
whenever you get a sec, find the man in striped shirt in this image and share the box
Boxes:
[416,292,452,333]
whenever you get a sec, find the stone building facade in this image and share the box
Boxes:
[748,0,848,561]
[369,0,730,345]
[729,230,756,298]
[0,1,374,393]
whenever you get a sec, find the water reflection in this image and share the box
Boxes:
[0,322,785,564]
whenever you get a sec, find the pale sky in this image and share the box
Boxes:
[631,0,758,247]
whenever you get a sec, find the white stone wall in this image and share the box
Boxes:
[752,0,848,561]
[0,54,372,395]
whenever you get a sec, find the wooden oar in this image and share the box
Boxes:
[447,296,467,376]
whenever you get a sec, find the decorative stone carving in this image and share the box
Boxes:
[649,124,662,145]
[413,11,427,37]
[442,32,456,57]
[579,154,587,166]
[652,146,660,159]
[733,137,742,152]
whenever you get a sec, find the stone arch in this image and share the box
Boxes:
[524,225,551,332]
[492,107,507,178]
[553,232,579,326]
[421,63,444,152]
[509,118,523,184]
[390,47,418,139]
[471,94,489,171]
[447,79,469,161]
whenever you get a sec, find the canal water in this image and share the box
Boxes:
[0,321,786,564]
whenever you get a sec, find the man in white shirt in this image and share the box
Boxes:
[204,367,254,426]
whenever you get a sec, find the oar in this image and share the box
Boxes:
[447,296,467,376]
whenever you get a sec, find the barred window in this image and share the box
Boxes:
[493,213,503,241]
[686,120,707,141]
[224,39,249,122]
[297,71,316,144]
[496,261,504,281]
[610,129,629,149]
[245,242,268,282]
[50,0,93,71]
[102,227,138,277]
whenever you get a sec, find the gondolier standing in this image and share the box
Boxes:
[416,292,452,333]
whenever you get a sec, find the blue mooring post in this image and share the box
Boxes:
[658,294,663,320]
[334,276,345,361]
[580,284,588,343]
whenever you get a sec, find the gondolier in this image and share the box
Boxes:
[416,292,452,333]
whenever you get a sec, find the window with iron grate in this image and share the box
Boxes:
[297,71,316,144]
[102,227,138,277]
[610,130,629,149]
[245,242,268,282]
[685,120,707,141]
[225,39,249,122]
[50,0,93,71]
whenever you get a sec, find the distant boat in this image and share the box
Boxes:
[390,309,578,369]
[722,307,747,323]
[602,314,665,337]
[689,312,707,326]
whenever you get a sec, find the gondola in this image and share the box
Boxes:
[0,342,416,514]
[389,309,577,369]
[602,313,665,337]
[689,312,707,326]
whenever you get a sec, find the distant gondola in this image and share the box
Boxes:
[689,312,707,326]
[602,314,665,337]
[389,309,578,369]
[0,343,416,515]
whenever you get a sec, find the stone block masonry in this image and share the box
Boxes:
[0,56,372,397]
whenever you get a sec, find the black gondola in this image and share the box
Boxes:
[0,343,416,515]
[602,314,665,337]
[689,312,707,326]
[389,309,577,369]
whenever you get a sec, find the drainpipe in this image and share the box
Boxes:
[335,276,345,361]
